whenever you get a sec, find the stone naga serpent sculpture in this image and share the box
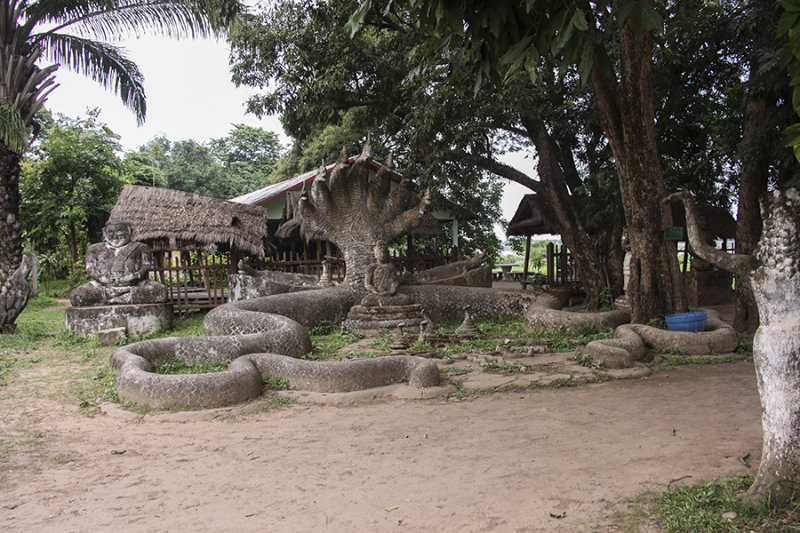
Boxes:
[111,284,535,409]
[111,286,441,409]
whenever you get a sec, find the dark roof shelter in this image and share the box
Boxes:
[505,194,560,238]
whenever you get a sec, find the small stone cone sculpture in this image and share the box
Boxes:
[456,309,480,337]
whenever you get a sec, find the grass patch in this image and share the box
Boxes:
[549,377,576,388]
[307,326,363,360]
[0,299,212,410]
[263,376,289,390]
[154,359,231,375]
[593,372,612,383]
[656,354,744,370]
[647,476,800,533]
[735,340,754,355]
[568,352,607,370]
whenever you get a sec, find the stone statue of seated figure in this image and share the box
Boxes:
[360,245,413,306]
[70,222,168,307]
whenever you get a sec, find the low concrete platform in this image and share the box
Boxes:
[65,302,173,341]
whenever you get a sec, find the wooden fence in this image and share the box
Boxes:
[151,253,231,311]
[150,250,448,312]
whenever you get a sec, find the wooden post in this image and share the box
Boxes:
[546,242,555,286]
[522,234,532,289]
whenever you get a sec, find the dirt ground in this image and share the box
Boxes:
[0,356,762,532]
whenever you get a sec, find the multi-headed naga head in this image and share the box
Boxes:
[299,139,431,289]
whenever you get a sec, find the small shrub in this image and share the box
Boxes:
[568,352,607,370]
[594,372,612,384]
[550,377,576,388]
[263,376,289,390]
[735,340,754,355]
[599,286,614,311]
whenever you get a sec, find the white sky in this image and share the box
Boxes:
[44,36,537,245]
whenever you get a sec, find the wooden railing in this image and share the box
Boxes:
[151,253,230,311]
[150,249,450,312]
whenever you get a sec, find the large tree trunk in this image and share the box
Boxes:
[0,145,30,332]
[747,189,800,505]
[520,103,614,309]
[734,0,780,338]
[591,21,684,322]
[672,189,800,506]
[734,96,768,338]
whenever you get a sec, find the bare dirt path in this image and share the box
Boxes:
[1,360,761,532]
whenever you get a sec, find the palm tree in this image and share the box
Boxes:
[0,0,242,331]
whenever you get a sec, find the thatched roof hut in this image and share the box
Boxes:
[506,194,560,237]
[109,185,269,256]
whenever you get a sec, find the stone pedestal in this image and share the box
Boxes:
[343,303,425,335]
[343,292,425,335]
[66,303,173,341]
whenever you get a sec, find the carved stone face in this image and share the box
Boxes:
[104,223,132,248]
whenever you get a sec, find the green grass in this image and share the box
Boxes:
[0,295,212,411]
[648,476,800,533]
[307,326,363,360]
[305,317,615,363]
[656,353,745,370]
[154,359,231,375]
[568,352,608,370]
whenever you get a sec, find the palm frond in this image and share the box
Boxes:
[38,33,146,123]
[30,0,243,41]
[0,102,29,153]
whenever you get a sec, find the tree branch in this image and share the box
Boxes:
[667,192,757,278]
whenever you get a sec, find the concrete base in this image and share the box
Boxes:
[66,303,173,340]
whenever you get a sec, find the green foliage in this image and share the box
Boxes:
[122,123,283,199]
[651,476,800,533]
[263,376,290,390]
[593,372,612,384]
[657,354,743,370]
[549,377,576,388]
[508,239,552,273]
[598,286,613,311]
[154,359,231,375]
[568,352,607,371]
[735,340,754,355]
[21,109,127,278]
[307,326,364,360]
[660,347,689,356]
[0,0,242,155]
[369,334,391,352]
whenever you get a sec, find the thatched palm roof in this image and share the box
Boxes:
[109,185,269,256]
[506,194,560,237]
